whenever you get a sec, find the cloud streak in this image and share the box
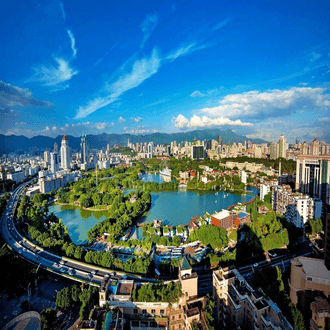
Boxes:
[212,17,232,31]
[75,49,161,118]
[59,1,65,20]
[32,57,78,89]
[67,30,77,58]
[140,13,158,48]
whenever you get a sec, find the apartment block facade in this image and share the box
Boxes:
[213,268,294,330]
[272,184,322,228]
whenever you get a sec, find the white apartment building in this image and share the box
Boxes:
[7,170,25,184]
[259,183,270,201]
[272,185,322,228]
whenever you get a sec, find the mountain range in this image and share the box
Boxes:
[0,129,266,154]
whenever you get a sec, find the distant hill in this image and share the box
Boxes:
[0,129,266,154]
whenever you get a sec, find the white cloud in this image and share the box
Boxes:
[310,52,321,62]
[75,48,161,119]
[140,13,158,48]
[166,42,197,62]
[118,116,126,123]
[199,87,330,118]
[124,126,159,134]
[59,2,65,20]
[131,116,143,123]
[45,126,50,131]
[52,126,57,131]
[212,17,231,32]
[65,123,69,128]
[96,122,106,130]
[173,114,253,128]
[0,80,53,110]
[67,30,77,58]
[32,57,78,89]
[190,90,205,97]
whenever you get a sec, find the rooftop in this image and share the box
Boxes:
[116,281,133,296]
[180,257,192,270]
[311,297,330,314]
[297,257,330,280]
[212,209,230,220]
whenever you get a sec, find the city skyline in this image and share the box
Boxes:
[1,0,330,143]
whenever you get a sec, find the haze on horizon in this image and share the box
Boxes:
[1,0,329,143]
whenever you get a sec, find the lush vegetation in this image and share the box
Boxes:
[109,146,137,156]
[309,218,322,236]
[131,281,182,303]
[19,192,152,275]
[0,192,11,217]
[203,295,215,330]
[86,189,151,243]
[55,284,99,320]
[187,224,229,250]
[253,266,305,330]
[40,308,57,330]
[221,156,296,175]
[246,200,289,252]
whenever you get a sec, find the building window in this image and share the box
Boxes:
[172,316,175,320]
[220,293,222,297]
[142,309,147,314]
[160,310,164,314]
[179,314,182,319]
[307,277,313,282]
[186,292,188,296]
[134,309,138,314]
[151,309,155,314]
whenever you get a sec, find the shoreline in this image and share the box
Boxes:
[54,202,109,212]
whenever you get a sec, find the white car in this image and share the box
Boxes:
[253,263,258,267]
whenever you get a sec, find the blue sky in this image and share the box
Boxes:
[1,0,330,143]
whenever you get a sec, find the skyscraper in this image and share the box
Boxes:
[44,150,50,164]
[147,141,153,158]
[218,135,222,145]
[80,135,88,164]
[295,154,330,206]
[60,135,70,170]
[50,152,59,173]
[278,134,287,158]
[270,142,279,159]
[54,142,59,153]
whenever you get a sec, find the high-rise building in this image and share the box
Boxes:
[218,135,222,145]
[279,134,287,158]
[44,150,50,163]
[80,135,89,164]
[270,142,279,159]
[50,152,59,173]
[60,135,70,170]
[54,142,59,153]
[295,155,330,206]
[147,141,153,158]
[192,145,204,160]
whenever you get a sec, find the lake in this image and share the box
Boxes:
[49,174,258,245]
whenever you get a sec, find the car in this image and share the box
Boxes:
[91,270,96,275]
[18,250,22,254]
[253,263,258,267]
[23,248,26,252]
[309,243,313,247]
[272,253,277,257]
[60,260,65,265]
[54,262,59,267]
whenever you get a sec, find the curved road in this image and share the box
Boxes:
[0,180,148,286]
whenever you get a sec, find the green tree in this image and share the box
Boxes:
[310,218,323,236]
[55,287,72,310]
[40,308,57,330]
[172,236,181,247]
